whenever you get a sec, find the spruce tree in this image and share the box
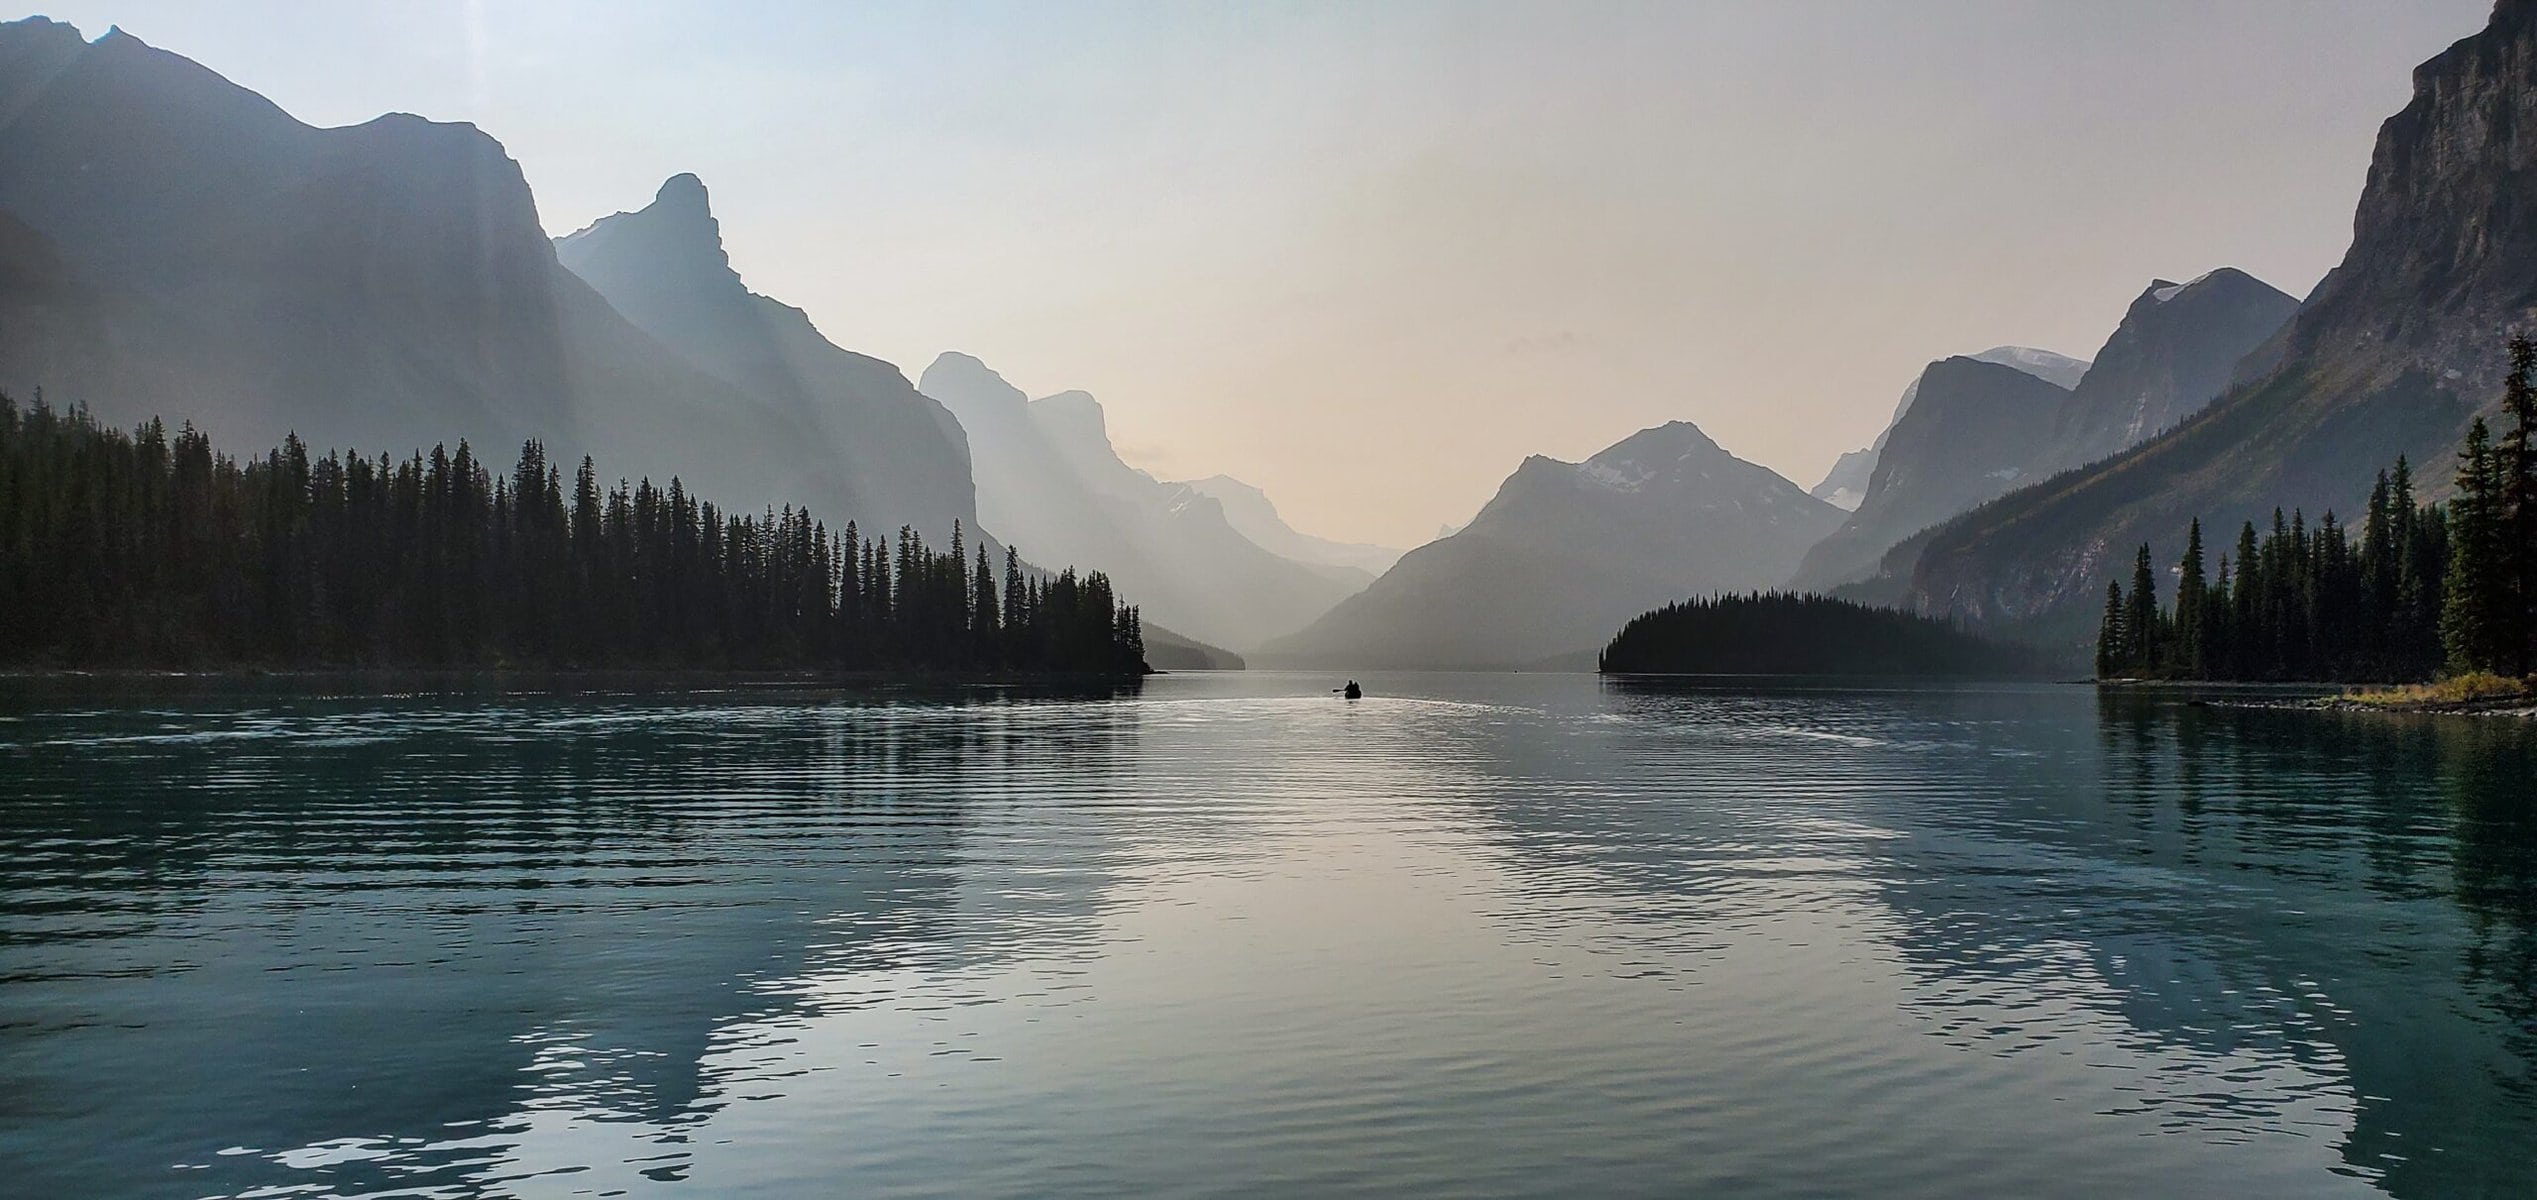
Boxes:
[2499,334,2537,674]
[2443,417,2509,674]
[2176,518,2207,676]
[2127,543,2160,673]
[2097,580,2126,677]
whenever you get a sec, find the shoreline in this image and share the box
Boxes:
[2095,677,2537,720]
[0,666,1153,697]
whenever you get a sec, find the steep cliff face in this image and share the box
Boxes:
[0,21,586,452]
[1807,346,2088,518]
[555,175,978,539]
[0,18,949,539]
[1905,0,2537,635]
[1262,422,1843,669]
[1789,357,2075,593]
[2043,269,2300,468]
[2289,0,2537,385]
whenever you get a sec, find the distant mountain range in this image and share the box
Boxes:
[1182,475,1404,577]
[1810,346,2088,511]
[2041,269,2300,470]
[553,174,976,540]
[0,16,1369,670]
[1903,0,2537,643]
[0,17,973,543]
[918,353,1364,651]
[1791,355,2080,593]
[1796,270,2294,598]
[5,4,2525,677]
[1262,421,1842,669]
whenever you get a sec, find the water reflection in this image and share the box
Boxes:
[0,684,1141,1198]
[3,675,2533,1198]
[1585,679,2537,1197]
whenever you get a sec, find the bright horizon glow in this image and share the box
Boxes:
[19,0,2496,546]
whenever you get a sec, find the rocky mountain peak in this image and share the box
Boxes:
[2283,0,2537,390]
[655,171,710,211]
[919,351,1032,423]
[1590,419,1724,467]
[554,172,732,286]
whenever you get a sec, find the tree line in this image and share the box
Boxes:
[2098,337,2537,682]
[1602,591,2044,676]
[0,396,1147,674]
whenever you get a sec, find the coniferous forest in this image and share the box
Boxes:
[1600,592,2046,676]
[2097,337,2537,683]
[0,397,1148,675]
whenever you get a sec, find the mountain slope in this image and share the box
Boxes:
[1809,346,2089,511]
[1791,357,2076,592]
[1261,422,1844,669]
[1905,1,2537,635]
[0,18,958,544]
[2041,269,2299,469]
[1182,474,1402,577]
[918,353,1362,649]
[553,174,976,538]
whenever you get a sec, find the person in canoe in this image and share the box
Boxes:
[1337,681,1362,700]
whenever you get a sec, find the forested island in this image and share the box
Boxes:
[1597,592,2045,676]
[0,397,1148,675]
[2097,338,2536,687]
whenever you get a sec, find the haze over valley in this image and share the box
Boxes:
[14,7,2537,1199]
[11,2,2534,668]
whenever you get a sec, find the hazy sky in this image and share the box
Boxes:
[27,0,2496,545]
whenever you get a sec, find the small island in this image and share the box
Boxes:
[1597,592,2046,676]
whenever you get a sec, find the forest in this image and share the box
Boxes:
[2097,338,2537,683]
[1598,592,2045,676]
[0,396,1148,675]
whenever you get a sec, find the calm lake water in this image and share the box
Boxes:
[3,672,2533,1198]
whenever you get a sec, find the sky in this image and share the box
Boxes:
[24,0,2498,546]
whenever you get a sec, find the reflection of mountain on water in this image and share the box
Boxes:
[0,686,1137,1198]
[1456,680,2537,1199]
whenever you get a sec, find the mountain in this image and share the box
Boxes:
[2040,269,2299,469]
[1808,346,2089,511]
[1796,274,2296,599]
[1260,421,1845,669]
[553,175,976,538]
[1904,0,2537,640]
[917,353,1364,650]
[1141,625,1246,671]
[1790,356,2077,592]
[1183,474,1404,577]
[1808,448,1878,511]
[0,18,969,545]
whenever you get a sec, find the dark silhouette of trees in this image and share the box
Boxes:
[0,397,1146,675]
[2098,482,2452,682]
[1600,592,2044,676]
[2098,336,2537,682]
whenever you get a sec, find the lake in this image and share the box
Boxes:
[3,672,2532,1198]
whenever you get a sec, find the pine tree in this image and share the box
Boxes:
[2175,518,2207,675]
[2443,417,2510,674]
[2126,543,2160,673]
[2096,580,2126,677]
[2499,334,2537,674]
[2230,521,2261,678]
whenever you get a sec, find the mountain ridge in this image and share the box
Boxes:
[1263,420,1843,669]
[919,352,1363,650]
[1904,1,2537,638]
